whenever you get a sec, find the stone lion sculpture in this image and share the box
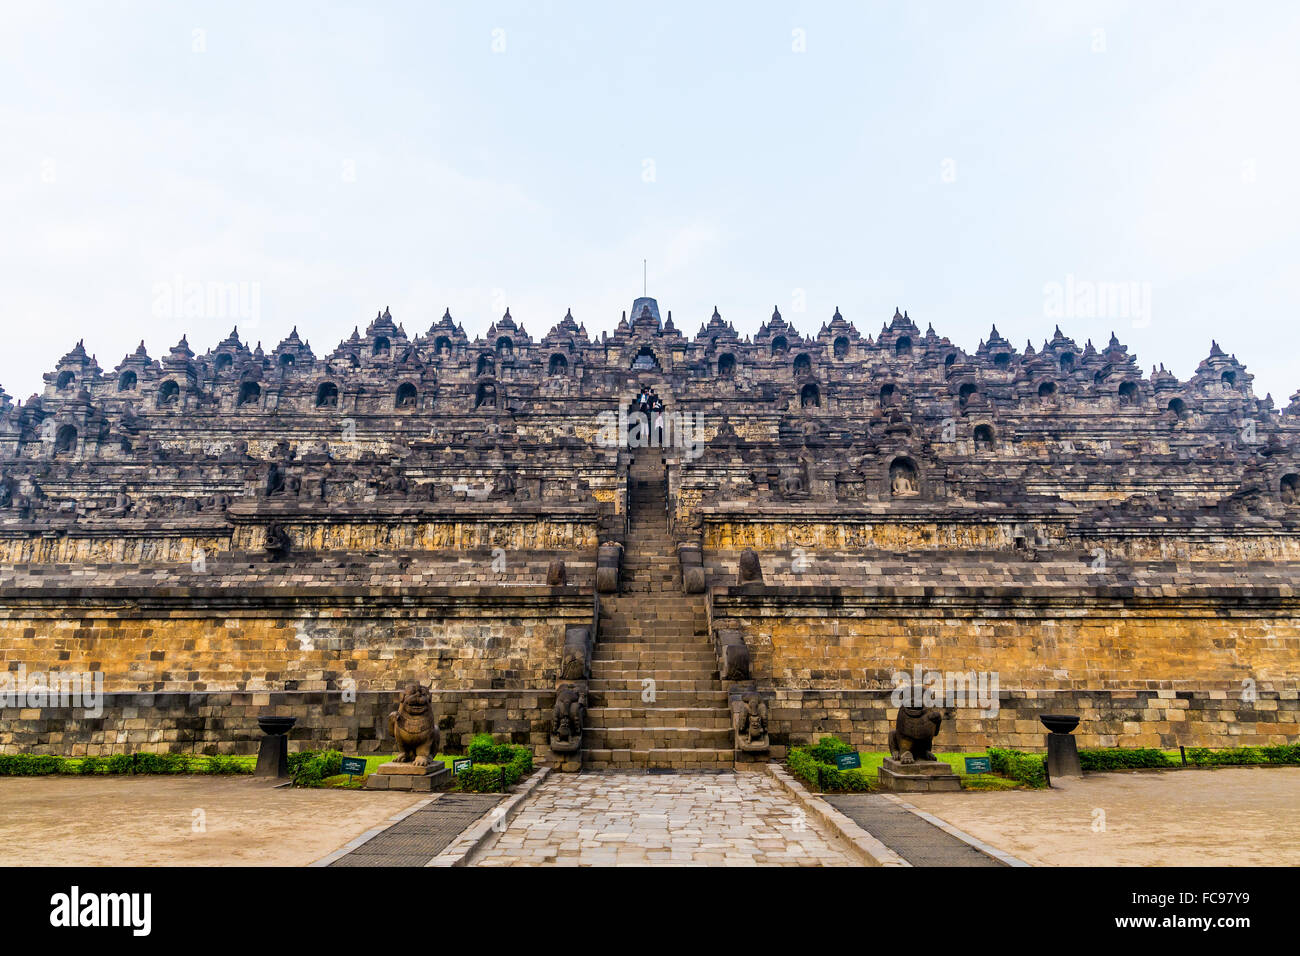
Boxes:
[387,683,440,766]
[888,705,943,764]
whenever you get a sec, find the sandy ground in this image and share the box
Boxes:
[907,766,1300,866]
[0,776,425,866]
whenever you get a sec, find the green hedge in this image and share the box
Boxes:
[1079,748,1174,771]
[456,735,534,792]
[787,736,872,792]
[76,754,138,775]
[0,749,349,782]
[0,754,68,775]
[987,748,1047,788]
[1184,744,1300,766]
[288,750,343,787]
[0,753,206,776]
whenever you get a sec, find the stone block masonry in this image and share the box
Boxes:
[0,583,591,756]
[1,297,1297,759]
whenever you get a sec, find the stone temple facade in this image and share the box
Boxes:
[1,298,1298,768]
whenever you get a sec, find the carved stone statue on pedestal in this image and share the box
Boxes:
[878,704,961,792]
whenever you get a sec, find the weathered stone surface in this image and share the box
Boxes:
[387,683,440,766]
[375,759,445,775]
[0,297,1296,758]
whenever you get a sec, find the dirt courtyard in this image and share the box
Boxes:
[0,776,425,866]
[907,766,1300,866]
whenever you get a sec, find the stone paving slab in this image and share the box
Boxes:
[325,792,502,867]
[824,794,1005,867]
[471,771,859,866]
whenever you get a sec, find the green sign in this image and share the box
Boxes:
[964,757,991,774]
[452,758,472,776]
[340,756,366,777]
[835,752,862,770]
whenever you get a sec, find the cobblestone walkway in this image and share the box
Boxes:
[471,771,858,866]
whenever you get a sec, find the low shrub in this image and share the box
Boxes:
[467,733,516,765]
[806,736,854,763]
[131,752,193,774]
[105,753,135,774]
[787,736,871,792]
[0,754,68,775]
[0,750,285,777]
[987,747,1047,788]
[456,738,533,792]
[203,753,247,775]
[1185,744,1300,767]
[1079,748,1174,771]
[1260,744,1300,765]
[288,750,343,787]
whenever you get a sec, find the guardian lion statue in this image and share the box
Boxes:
[387,683,439,766]
[888,705,943,764]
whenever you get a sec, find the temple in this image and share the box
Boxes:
[1,298,1297,767]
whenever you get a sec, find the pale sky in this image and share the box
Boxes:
[3,1,1298,402]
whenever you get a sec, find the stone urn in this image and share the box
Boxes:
[254,714,297,779]
[1040,713,1082,782]
[1040,714,1079,734]
[257,715,297,736]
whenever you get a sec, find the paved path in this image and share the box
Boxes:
[905,766,1300,866]
[0,776,425,866]
[325,792,502,866]
[824,794,1004,866]
[471,771,858,866]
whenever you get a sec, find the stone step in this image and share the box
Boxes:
[590,672,718,686]
[584,707,733,728]
[599,610,703,623]
[589,677,722,693]
[582,726,735,750]
[596,632,706,644]
[591,661,712,671]
[598,615,705,629]
[588,689,729,708]
[581,747,735,770]
[599,624,704,633]
[593,646,715,661]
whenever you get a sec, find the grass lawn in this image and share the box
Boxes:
[815,750,1026,792]
[319,753,465,789]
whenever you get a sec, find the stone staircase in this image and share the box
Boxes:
[582,450,734,771]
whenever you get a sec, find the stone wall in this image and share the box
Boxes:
[0,689,556,757]
[709,584,1300,751]
[762,688,1300,756]
[0,584,595,755]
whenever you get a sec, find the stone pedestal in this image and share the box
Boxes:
[254,733,290,779]
[1045,733,1083,780]
[365,760,451,792]
[253,714,296,780]
[550,732,583,772]
[877,758,962,793]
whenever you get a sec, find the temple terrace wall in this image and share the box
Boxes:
[708,584,1300,752]
[0,584,594,755]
